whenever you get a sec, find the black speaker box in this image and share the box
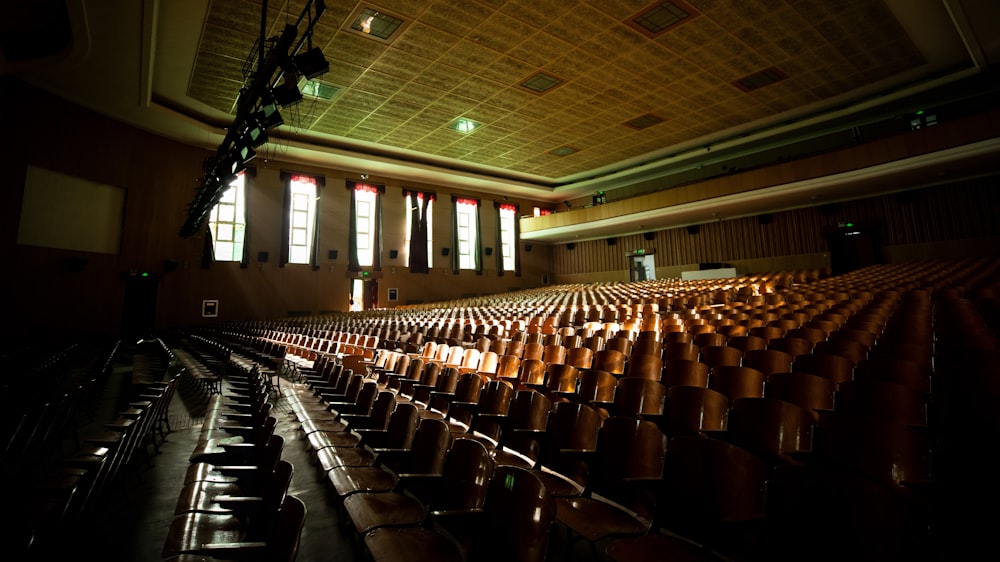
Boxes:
[686,225,700,235]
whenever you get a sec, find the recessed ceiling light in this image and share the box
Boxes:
[297,77,339,100]
[344,6,409,43]
[352,8,403,39]
[732,67,789,93]
[519,71,564,94]
[625,114,664,130]
[448,117,480,133]
[627,1,700,38]
[550,146,578,156]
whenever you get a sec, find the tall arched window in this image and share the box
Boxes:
[495,201,520,276]
[451,196,481,274]
[348,180,384,271]
[207,171,247,262]
[280,172,323,268]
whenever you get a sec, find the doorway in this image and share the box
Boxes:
[122,276,158,337]
[628,253,656,282]
[350,278,378,311]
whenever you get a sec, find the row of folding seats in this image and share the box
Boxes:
[242,259,997,560]
[161,351,306,561]
[6,339,180,560]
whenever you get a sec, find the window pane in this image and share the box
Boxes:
[215,241,233,259]
[292,229,306,245]
[218,204,235,222]
[216,223,234,242]
[290,246,308,264]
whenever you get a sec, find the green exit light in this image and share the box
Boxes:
[915,110,925,115]
[845,222,854,228]
[141,272,149,277]
[636,249,645,254]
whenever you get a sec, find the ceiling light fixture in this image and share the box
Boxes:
[449,117,480,134]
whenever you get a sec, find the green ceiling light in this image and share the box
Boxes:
[448,117,480,134]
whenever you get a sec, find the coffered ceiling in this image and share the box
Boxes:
[6,0,1000,233]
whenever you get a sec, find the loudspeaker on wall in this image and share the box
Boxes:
[441,248,450,256]
[164,259,180,272]
[607,238,616,246]
[484,247,493,256]
[389,249,399,259]
[524,244,532,252]
[566,243,575,250]
[328,249,338,260]
[643,232,655,241]
[686,225,700,235]
[258,251,269,263]
[758,214,772,225]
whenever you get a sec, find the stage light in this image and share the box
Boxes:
[236,143,256,164]
[243,122,268,147]
[254,101,284,129]
[272,80,302,107]
[272,65,303,107]
[293,47,329,79]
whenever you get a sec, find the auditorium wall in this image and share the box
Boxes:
[551,176,1000,285]
[1,80,553,337]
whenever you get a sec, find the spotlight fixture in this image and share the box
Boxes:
[235,142,256,165]
[272,73,303,107]
[292,47,329,79]
[254,101,284,129]
[272,62,303,107]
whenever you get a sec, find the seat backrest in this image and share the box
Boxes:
[402,418,451,475]
[664,385,729,437]
[764,371,835,422]
[793,352,855,386]
[518,359,547,387]
[742,349,793,377]
[710,365,766,400]
[577,369,618,403]
[477,467,556,562]
[661,359,710,388]
[385,403,420,449]
[614,377,666,417]
[268,495,308,562]
[698,345,743,369]
[727,397,814,465]
[430,437,495,513]
[593,349,626,375]
[660,436,770,540]
[624,352,663,381]
[565,347,593,369]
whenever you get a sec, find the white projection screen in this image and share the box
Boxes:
[17,165,126,254]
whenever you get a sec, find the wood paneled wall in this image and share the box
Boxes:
[551,175,1000,282]
[3,80,553,337]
